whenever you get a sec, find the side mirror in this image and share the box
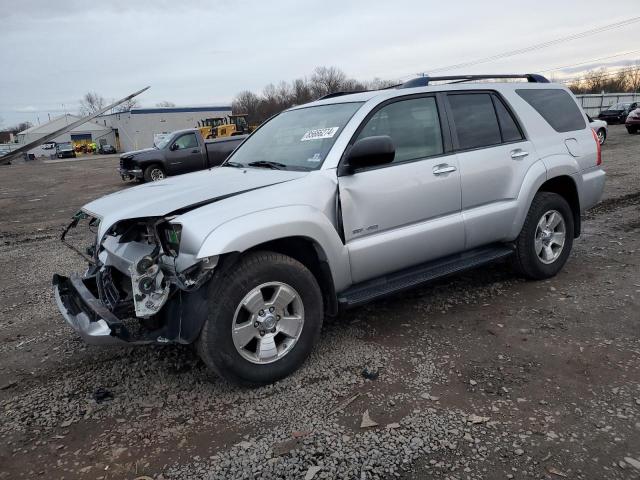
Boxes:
[169,143,179,151]
[340,135,395,175]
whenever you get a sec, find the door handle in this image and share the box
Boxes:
[191,149,200,154]
[510,149,529,159]
[432,164,457,175]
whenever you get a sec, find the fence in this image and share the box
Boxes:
[575,93,640,116]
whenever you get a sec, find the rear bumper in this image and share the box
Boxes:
[52,273,134,346]
[579,167,606,211]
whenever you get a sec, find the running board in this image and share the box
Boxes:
[338,245,514,308]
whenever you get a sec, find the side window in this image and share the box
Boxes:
[356,97,443,164]
[492,94,524,143]
[516,88,585,133]
[173,133,198,150]
[448,93,501,150]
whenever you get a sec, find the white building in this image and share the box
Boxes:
[97,105,232,152]
[17,114,115,157]
[16,105,233,157]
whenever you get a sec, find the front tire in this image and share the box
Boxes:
[197,251,324,386]
[143,164,165,182]
[512,192,574,280]
[627,126,638,134]
[596,128,606,145]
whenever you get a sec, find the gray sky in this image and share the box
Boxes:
[1,0,639,127]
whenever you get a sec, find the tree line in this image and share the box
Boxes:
[567,65,640,95]
[232,66,396,124]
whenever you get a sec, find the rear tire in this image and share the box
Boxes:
[596,128,606,145]
[627,126,638,134]
[512,192,574,280]
[143,164,165,182]
[197,251,324,386]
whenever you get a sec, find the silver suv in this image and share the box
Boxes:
[53,74,605,385]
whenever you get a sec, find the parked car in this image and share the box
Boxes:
[597,101,638,124]
[118,130,247,182]
[98,144,117,154]
[56,142,76,159]
[625,107,640,134]
[54,74,605,386]
[588,115,607,145]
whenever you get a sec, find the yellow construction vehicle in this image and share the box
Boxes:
[197,117,226,139]
[197,114,253,139]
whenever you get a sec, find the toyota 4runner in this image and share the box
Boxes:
[53,74,605,385]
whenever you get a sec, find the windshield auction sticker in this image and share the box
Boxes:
[301,127,339,141]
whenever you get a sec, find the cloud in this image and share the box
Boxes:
[1,0,639,126]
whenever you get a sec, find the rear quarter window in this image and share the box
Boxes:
[516,88,585,133]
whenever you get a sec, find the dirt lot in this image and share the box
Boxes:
[1,125,639,479]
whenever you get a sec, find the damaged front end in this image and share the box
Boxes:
[53,211,216,345]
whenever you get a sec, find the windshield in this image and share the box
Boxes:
[155,136,173,149]
[227,102,363,171]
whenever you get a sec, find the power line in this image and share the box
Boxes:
[400,16,640,79]
[538,49,640,74]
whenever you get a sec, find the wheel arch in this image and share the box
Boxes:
[195,205,353,312]
[538,175,581,238]
[245,236,339,316]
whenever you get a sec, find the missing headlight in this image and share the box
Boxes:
[157,222,182,257]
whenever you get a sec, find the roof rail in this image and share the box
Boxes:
[317,90,369,100]
[399,74,550,89]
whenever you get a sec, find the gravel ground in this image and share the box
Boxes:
[0,125,639,479]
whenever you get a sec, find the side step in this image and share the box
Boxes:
[338,244,513,308]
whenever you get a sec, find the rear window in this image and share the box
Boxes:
[516,88,585,133]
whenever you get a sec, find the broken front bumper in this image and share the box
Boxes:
[52,273,146,346]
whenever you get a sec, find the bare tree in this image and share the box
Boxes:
[114,98,140,113]
[625,65,640,92]
[78,92,106,116]
[310,66,347,97]
[3,121,33,134]
[583,68,608,93]
[156,101,176,107]
[230,66,395,124]
[231,90,261,124]
[290,78,313,105]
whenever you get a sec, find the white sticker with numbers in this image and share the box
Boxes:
[300,127,339,141]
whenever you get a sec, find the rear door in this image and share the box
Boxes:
[166,132,203,174]
[445,91,536,249]
[338,95,465,283]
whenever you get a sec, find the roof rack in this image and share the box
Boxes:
[399,74,549,89]
[317,90,369,100]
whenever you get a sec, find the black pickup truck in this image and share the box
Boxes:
[118,129,247,182]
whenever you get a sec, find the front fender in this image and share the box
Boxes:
[196,205,352,292]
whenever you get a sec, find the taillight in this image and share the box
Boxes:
[591,128,602,166]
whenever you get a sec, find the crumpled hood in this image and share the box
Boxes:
[83,167,307,238]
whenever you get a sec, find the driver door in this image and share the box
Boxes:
[166,132,202,175]
[338,95,465,283]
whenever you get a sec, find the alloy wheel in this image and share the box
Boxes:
[231,282,305,364]
[534,210,566,264]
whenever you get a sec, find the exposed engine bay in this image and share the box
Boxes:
[56,211,217,344]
